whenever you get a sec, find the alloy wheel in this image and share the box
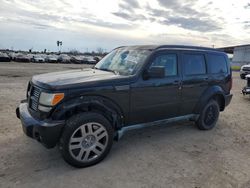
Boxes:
[69,122,108,162]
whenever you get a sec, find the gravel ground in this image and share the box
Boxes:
[0,62,250,188]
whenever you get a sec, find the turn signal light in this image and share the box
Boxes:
[52,93,64,106]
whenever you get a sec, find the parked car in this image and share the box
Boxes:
[93,56,102,63]
[7,52,14,61]
[242,74,250,95]
[58,54,71,64]
[46,55,58,63]
[240,64,250,79]
[8,52,20,61]
[0,52,11,62]
[33,55,45,63]
[16,45,233,168]
[84,56,96,64]
[15,54,30,62]
[70,55,85,64]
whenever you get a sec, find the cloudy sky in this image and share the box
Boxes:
[0,0,250,52]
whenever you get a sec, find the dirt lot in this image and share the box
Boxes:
[0,62,250,188]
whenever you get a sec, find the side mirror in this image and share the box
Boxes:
[143,66,165,79]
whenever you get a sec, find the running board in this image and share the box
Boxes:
[116,114,199,140]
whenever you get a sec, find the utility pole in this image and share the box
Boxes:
[57,41,63,52]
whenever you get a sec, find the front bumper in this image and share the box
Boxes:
[16,102,65,148]
[225,94,233,107]
[242,87,250,95]
[240,71,250,77]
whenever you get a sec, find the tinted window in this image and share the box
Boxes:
[151,54,177,76]
[183,54,206,75]
[208,54,228,73]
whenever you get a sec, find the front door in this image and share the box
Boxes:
[129,50,182,124]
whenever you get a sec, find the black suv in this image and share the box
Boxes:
[16,45,233,167]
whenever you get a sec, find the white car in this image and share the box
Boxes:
[240,64,250,79]
[33,55,45,63]
[58,54,71,63]
[242,74,250,95]
[46,55,58,63]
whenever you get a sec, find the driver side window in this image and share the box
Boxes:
[151,54,177,76]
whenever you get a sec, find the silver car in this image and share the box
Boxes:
[33,55,45,63]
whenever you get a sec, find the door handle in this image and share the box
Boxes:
[173,80,179,84]
[203,77,209,81]
[173,80,182,90]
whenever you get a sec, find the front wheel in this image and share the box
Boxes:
[240,74,245,79]
[196,100,220,130]
[60,112,113,168]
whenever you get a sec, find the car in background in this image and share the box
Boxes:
[46,55,58,63]
[242,74,250,95]
[33,55,45,63]
[84,56,96,64]
[240,64,250,79]
[70,55,85,64]
[58,54,71,64]
[0,52,11,62]
[15,54,31,62]
[93,56,102,63]
[8,52,22,61]
[7,52,15,61]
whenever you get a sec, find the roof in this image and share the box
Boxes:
[116,45,222,53]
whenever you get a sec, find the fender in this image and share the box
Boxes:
[193,85,226,114]
[51,95,124,129]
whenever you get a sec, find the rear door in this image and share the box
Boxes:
[180,51,209,115]
[206,53,231,94]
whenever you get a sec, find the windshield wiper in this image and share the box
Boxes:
[93,67,119,75]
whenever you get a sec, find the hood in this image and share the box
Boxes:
[242,64,250,68]
[32,68,127,90]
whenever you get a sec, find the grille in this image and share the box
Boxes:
[29,86,41,111]
[243,67,250,71]
[30,100,38,111]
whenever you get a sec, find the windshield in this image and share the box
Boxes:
[94,47,150,75]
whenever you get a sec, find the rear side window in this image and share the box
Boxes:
[207,54,228,73]
[151,54,177,76]
[183,54,206,75]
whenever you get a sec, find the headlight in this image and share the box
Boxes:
[39,92,64,106]
[38,105,52,112]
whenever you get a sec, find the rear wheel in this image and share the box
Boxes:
[196,100,220,130]
[60,112,113,168]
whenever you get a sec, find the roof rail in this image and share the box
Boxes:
[155,45,220,51]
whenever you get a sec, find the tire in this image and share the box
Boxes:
[240,74,245,79]
[196,100,220,130]
[60,112,114,168]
